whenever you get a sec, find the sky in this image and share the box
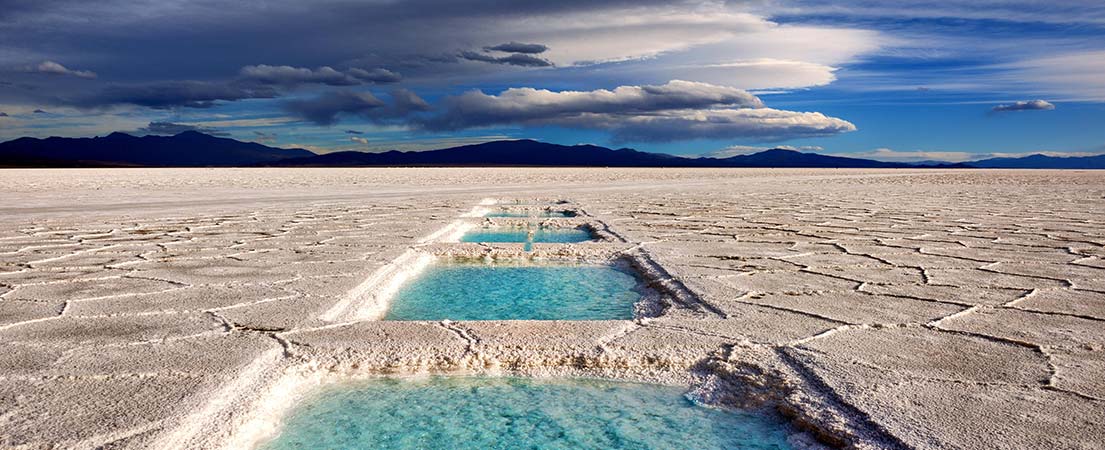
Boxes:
[1,0,1104,161]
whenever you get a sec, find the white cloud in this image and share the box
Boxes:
[28,60,96,78]
[761,1,1105,26]
[421,80,855,142]
[350,136,369,144]
[999,51,1105,101]
[992,99,1055,112]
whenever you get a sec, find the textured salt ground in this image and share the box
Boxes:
[0,168,1102,449]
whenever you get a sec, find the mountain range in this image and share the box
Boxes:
[0,131,313,167]
[1,131,1101,169]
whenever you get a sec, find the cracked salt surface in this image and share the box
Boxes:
[4,169,1105,450]
[258,376,793,450]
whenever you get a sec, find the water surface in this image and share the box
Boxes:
[460,227,591,244]
[485,210,575,218]
[385,262,640,320]
[260,377,794,450]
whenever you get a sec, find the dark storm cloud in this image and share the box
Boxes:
[483,42,548,54]
[135,121,229,136]
[32,109,47,113]
[0,112,8,117]
[347,68,401,84]
[238,65,359,87]
[283,89,431,126]
[345,129,364,134]
[238,65,400,87]
[389,88,432,115]
[283,91,386,126]
[72,81,278,109]
[991,99,1056,112]
[0,0,669,85]
[459,51,553,67]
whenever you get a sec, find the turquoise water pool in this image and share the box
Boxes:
[485,210,576,218]
[384,262,641,320]
[260,377,794,450]
[460,227,592,244]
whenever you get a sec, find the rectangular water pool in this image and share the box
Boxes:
[384,260,642,320]
[485,210,576,218]
[259,377,794,450]
[460,227,592,244]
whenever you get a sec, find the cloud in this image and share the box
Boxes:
[389,88,432,115]
[252,130,278,144]
[135,121,229,136]
[239,65,359,86]
[283,91,385,126]
[238,65,401,87]
[74,81,278,109]
[282,89,429,126]
[347,68,401,83]
[484,42,548,54]
[0,112,8,117]
[418,79,853,142]
[763,1,1105,26]
[33,109,47,114]
[459,51,553,67]
[424,80,762,128]
[345,129,364,134]
[350,136,369,144]
[28,61,97,79]
[991,99,1056,112]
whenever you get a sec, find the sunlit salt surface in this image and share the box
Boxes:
[259,377,794,450]
[460,227,591,244]
[485,210,576,218]
[384,262,641,320]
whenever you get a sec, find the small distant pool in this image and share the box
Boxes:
[460,227,591,244]
[485,210,576,218]
[259,377,794,450]
[384,261,641,320]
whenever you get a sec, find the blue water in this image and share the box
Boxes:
[460,227,591,244]
[485,210,576,218]
[384,262,640,320]
[260,377,793,450]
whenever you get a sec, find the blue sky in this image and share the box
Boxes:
[1,0,1103,161]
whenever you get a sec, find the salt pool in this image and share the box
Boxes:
[259,377,794,450]
[485,210,576,218]
[460,227,592,244]
[384,261,641,320]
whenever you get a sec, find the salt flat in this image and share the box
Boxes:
[1,168,1103,449]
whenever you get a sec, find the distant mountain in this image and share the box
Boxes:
[965,153,1105,169]
[4,132,1098,169]
[706,148,913,168]
[0,131,314,167]
[268,140,692,167]
[267,139,916,168]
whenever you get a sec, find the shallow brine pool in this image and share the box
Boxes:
[384,261,641,320]
[485,210,576,218]
[259,377,794,450]
[460,227,592,244]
